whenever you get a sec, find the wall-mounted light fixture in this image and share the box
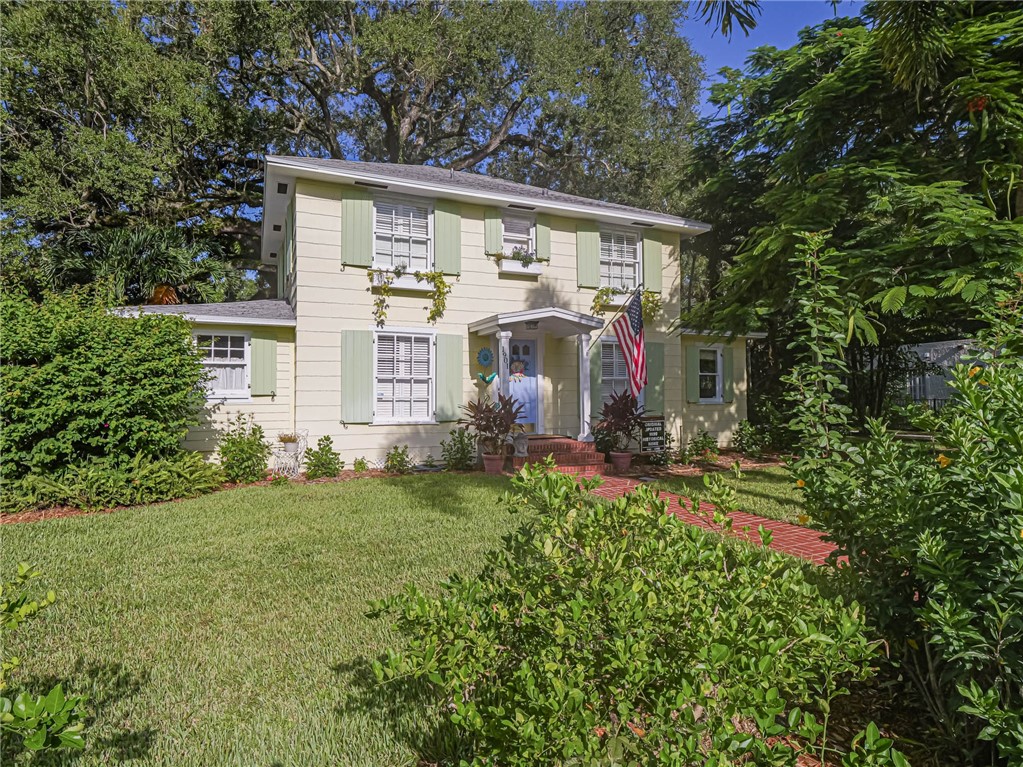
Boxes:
[525,320,539,330]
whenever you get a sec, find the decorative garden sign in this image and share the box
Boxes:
[640,417,666,454]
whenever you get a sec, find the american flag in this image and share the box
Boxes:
[611,292,647,397]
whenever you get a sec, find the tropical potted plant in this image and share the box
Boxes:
[460,394,525,474]
[595,390,645,473]
[278,432,300,454]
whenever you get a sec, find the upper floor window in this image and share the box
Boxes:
[374,197,432,272]
[195,332,249,399]
[698,346,723,403]
[599,229,640,291]
[600,338,643,406]
[375,332,434,423]
[502,214,534,255]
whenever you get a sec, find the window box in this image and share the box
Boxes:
[498,258,544,276]
[370,269,434,293]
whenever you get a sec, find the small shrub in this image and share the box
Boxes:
[645,430,676,467]
[732,419,768,457]
[383,444,413,474]
[353,457,369,473]
[1,563,87,753]
[268,472,289,487]
[440,427,477,471]
[304,435,344,480]
[218,414,271,484]
[372,461,902,766]
[594,390,645,452]
[2,452,224,513]
[687,429,719,461]
[459,395,524,455]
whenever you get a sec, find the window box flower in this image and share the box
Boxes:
[486,247,549,277]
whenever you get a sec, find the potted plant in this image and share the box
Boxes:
[595,390,646,473]
[460,394,525,474]
[278,432,300,454]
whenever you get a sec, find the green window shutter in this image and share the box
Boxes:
[577,220,600,288]
[435,334,464,422]
[250,330,277,397]
[341,329,374,423]
[685,344,701,403]
[536,214,551,262]
[646,341,664,414]
[341,186,374,268]
[434,200,461,275]
[643,231,663,293]
[723,345,736,403]
[590,341,603,417]
[484,207,503,254]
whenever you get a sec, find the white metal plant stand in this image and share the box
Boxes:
[272,430,308,478]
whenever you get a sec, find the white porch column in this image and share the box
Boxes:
[577,332,593,441]
[497,330,512,399]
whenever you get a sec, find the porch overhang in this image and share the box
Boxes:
[468,306,604,339]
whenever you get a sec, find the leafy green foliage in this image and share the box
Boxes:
[383,445,414,475]
[373,460,901,766]
[593,390,645,452]
[304,436,344,480]
[218,414,270,484]
[0,286,208,482]
[1,564,87,754]
[686,429,719,461]
[3,452,224,514]
[440,427,477,471]
[732,419,768,457]
[352,457,369,474]
[459,395,524,456]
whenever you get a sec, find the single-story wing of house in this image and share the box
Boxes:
[137,157,762,468]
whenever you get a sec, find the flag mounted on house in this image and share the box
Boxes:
[611,292,647,398]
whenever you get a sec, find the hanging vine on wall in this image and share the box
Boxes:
[367,263,455,327]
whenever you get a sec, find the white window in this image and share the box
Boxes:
[502,214,535,255]
[599,229,640,291]
[698,347,723,403]
[195,332,249,399]
[600,339,643,406]
[375,332,434,422]
[373,196,432,272]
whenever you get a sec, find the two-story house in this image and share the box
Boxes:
[143,157,757,467]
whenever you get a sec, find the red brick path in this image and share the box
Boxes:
[591,476,836,565]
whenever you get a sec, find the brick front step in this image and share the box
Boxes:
[512,456,609,474]
[526,436,598,456]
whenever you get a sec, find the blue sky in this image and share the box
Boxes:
[688,1,863,116]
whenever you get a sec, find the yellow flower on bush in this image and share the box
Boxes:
[795,479,806,488]
[980,378,989,386]
[798,514,810,525]
[937,453,952,469]
[969,366,982,377]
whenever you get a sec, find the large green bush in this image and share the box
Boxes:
[373,461,904,766]
[218,414,271,484]
[1,286,208,481]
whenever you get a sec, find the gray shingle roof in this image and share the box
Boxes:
[265,156,709,231]
[128,299,295,324]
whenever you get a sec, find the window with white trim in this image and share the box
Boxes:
[599,228,640,291]
[698,347,723,403]
[601,339,644,406]
[502,214,535,255]
[373,196,432,272]
[375,332,434,422]
[195,332,249,399]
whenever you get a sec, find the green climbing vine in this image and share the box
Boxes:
[367,264,455,327]
[590,288,662,322]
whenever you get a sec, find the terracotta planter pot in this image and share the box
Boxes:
[609,451,632,473]
[482,453,505,475]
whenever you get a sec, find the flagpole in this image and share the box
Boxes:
[588,282,644,353]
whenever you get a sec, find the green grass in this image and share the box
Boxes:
[651,465,805,525]
[1,475,522,767]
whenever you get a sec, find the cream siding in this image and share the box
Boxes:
[290,179,746,463]
[184,325,296,454]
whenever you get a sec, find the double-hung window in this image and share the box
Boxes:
[600,339,643,405]
[502,214,535,255]
[373,196,432,272]
[195,332,249,399]
[375,332,434,422]
[599,228,640,291]
[698,347,723,403]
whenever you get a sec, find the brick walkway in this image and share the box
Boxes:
[591,476,836,565]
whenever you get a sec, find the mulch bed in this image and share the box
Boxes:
[620,449,789,480]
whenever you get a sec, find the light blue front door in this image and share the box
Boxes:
[507,339,537,427]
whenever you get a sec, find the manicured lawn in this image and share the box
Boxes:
[1,475,521,767]
[651,465,805,525]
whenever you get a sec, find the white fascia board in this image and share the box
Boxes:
[113,307,296,328]
[264,156,712,236]
[677,327,767,339]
